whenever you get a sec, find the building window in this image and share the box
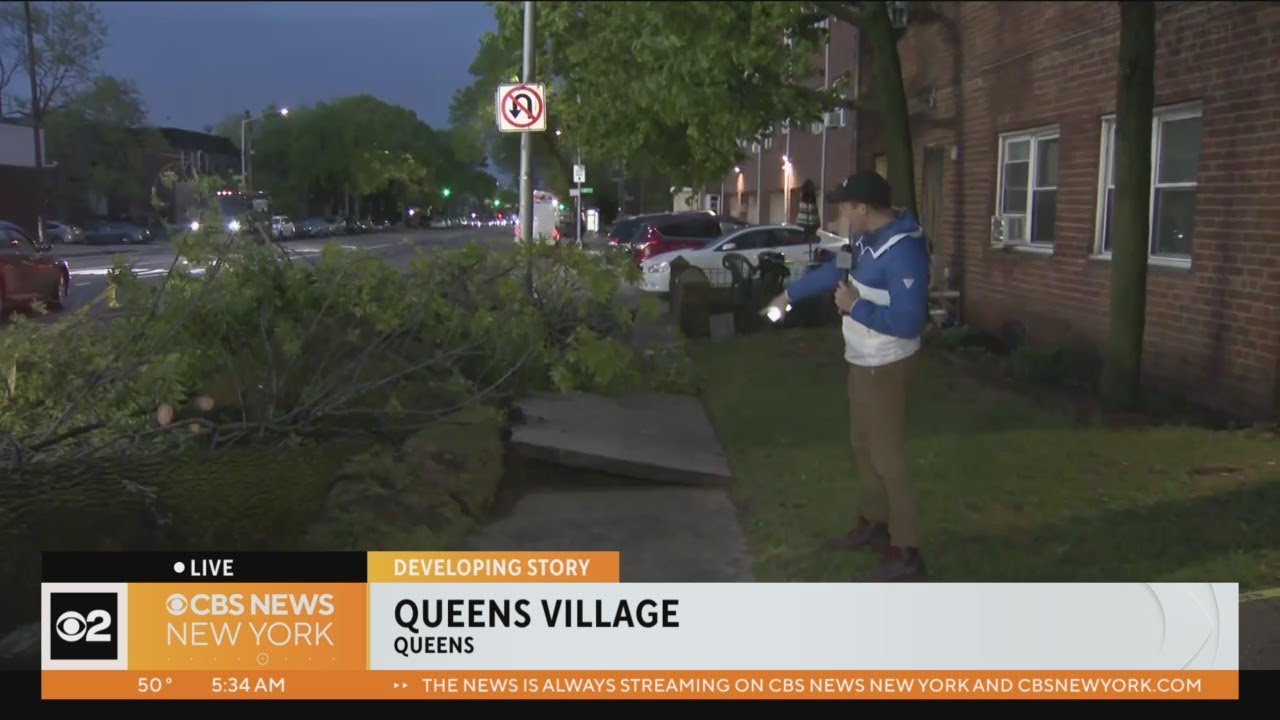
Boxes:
[995,127,1059,246]
[1095,103,1201,262]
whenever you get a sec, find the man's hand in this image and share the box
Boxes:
[761,291,790,321]
[834,281,859,314]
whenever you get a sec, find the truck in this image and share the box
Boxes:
[513,190,563,243]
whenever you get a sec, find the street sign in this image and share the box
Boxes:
[573,164,586,183]
[580,187,593,194]
[496,83,547,133]
[569,188,594,197]
[569,188,579,197]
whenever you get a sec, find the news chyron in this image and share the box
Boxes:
[39,551,1240,702]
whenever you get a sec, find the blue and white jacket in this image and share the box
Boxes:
[785,213,929,367]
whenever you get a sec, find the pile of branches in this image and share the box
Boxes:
[0,222,643,475]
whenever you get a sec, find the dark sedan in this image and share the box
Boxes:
[82,221,152,245]
[0,221,69,315]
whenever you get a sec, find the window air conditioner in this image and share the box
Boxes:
[750,142,761,154]
[824,108,847,128]
[781,119,790,135]
[990,215,1005,246]
[811,120,825,135]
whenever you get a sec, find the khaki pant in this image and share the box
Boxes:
[846,354,918,548]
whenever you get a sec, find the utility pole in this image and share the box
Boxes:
[518,1,536,244]
[240,110,250,190]
[574,148,582,246]
[23,0,45,243]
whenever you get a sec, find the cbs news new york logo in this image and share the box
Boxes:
[42,584,128,668]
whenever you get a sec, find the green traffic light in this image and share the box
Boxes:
[493,199,501,207]
[442,188,451,197]
[558,203,566,210]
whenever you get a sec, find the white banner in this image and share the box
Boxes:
[368,583,1237,672]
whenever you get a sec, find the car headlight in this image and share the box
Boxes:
[189,220,201,232]
[647,262,669,274]
[227,219,241,232]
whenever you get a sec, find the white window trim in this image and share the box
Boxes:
[1092,102,1202,269]
[993,125,1060,251]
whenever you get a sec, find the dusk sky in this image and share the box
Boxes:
[95,1,495,132]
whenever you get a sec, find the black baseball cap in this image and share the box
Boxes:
[827,171,892,208]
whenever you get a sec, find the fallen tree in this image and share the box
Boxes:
[1,219,653,470]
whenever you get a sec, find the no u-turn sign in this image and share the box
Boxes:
[496,83,547,133]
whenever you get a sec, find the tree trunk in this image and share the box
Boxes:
[1101,1,1156,412]
[862,1,917,216]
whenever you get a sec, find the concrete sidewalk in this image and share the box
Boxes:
[1242,592,1280,670]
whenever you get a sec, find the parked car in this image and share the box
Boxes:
[605,213,669,249]
[271,216,296,240]
[630,212,727,264]
[82,221,152,245]
[43,221,84,244]
[717,217,752,235]
[0,220,69,314]
[638,225,846,294]
[296,218,329,238]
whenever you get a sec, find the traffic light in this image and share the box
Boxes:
[493,199,501,207]
[442,187,451,198]
[558,203,566,210]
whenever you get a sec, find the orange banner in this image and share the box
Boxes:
[42,670,1239,700]
[366,551,619,583]
[127,583,367,671]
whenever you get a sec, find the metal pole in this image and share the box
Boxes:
[518,1,536,244]
[23,0,45,243]
[240,116,248,190]
[574,147,582,246]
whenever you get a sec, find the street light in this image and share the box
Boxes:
[240,106,289,191]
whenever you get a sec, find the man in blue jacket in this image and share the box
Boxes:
[765,171,930,581]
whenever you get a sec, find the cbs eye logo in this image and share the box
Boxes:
[49,592,119,661]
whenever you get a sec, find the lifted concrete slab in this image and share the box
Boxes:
[511,392,733,486]
[461,488,755,582]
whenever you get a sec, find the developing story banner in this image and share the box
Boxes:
[39,551,1239,700]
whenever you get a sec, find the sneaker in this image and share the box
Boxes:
[854,547,927,582]
[825,517,890,552]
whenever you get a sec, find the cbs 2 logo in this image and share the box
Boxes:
[55,609,113,643]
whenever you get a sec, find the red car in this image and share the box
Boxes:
[0,221,70,316]
[629,213,725,265]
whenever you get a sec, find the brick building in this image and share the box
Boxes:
[721,20,862,231]
[725,1,1278,419]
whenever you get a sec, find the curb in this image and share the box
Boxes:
[1241,588,1280,604]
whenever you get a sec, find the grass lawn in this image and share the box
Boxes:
[692,327,1280,588]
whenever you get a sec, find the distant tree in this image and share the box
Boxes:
[44,75,165,218]
[247,95,487,218]
[0,1,107,118]
[1101,1,1156,411]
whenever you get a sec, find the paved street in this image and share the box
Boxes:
[47,226,511,314]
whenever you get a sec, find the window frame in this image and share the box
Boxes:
[1092,101,1202,269]
[993,125,1060,251]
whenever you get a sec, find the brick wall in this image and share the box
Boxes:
[857,1,1278,419]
